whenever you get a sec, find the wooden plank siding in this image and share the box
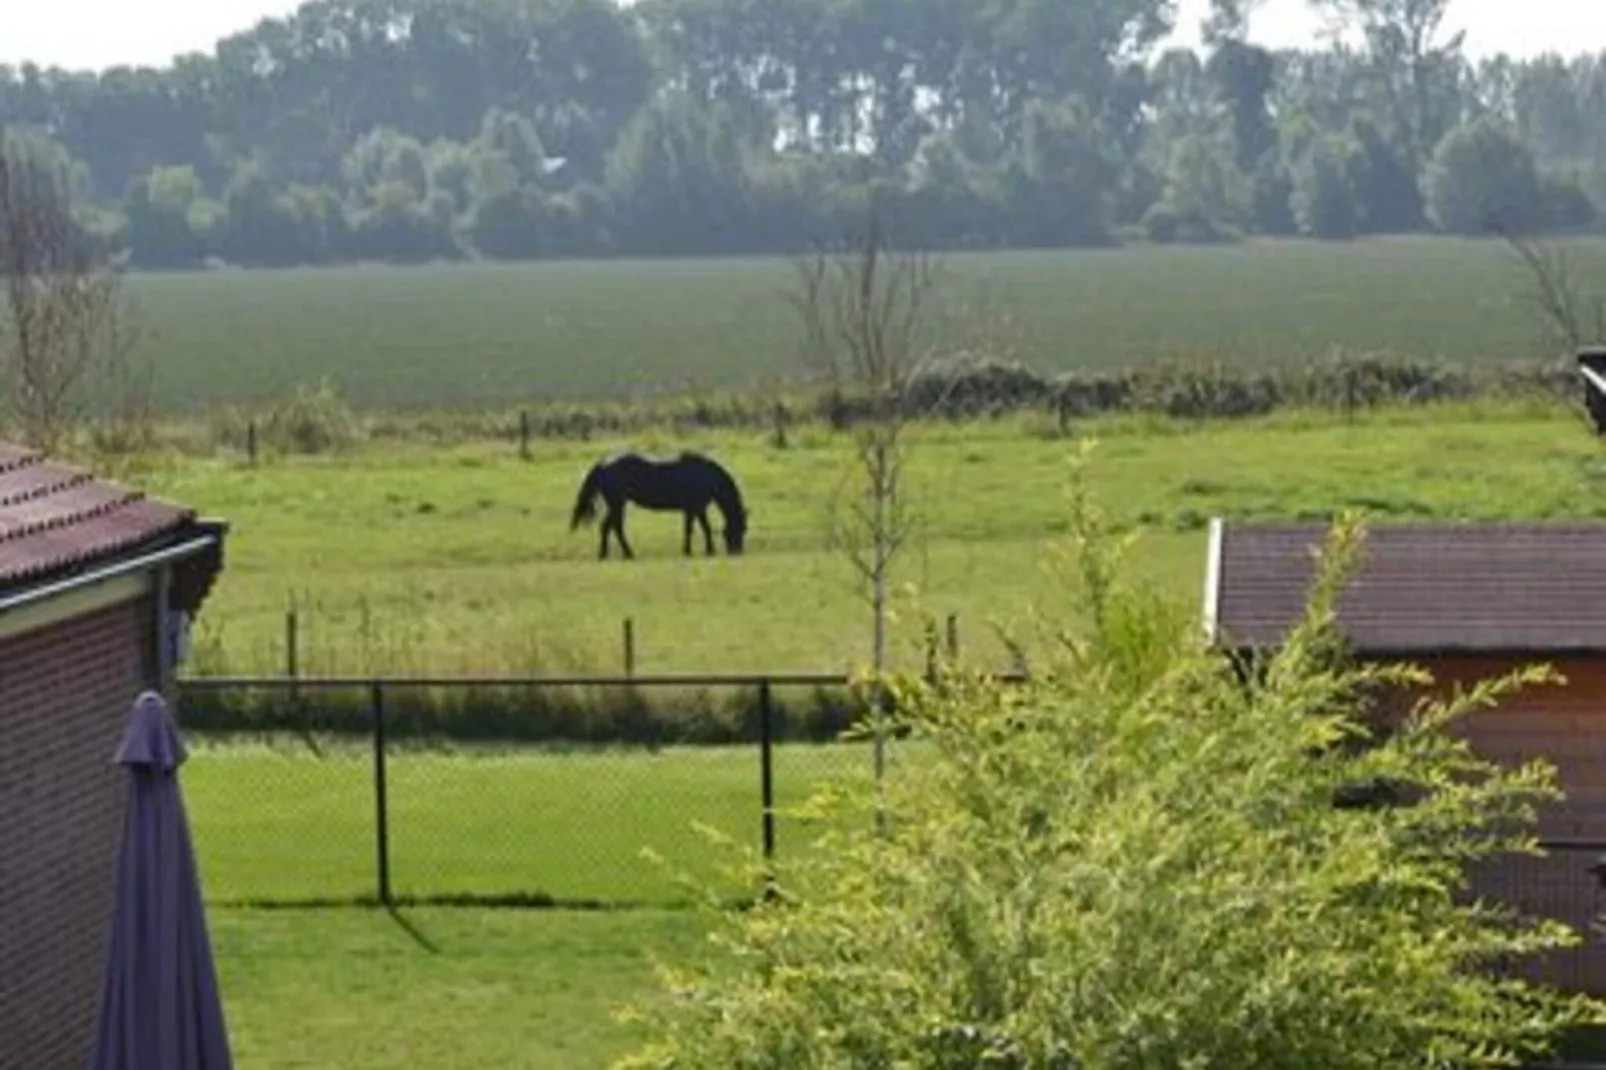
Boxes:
[1392,656,1606,838]
[1380,654,1606,994]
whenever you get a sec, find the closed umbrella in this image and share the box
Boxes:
[88,690,233,1070]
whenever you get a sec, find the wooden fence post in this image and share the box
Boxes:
[770,400,789,450]
[623,617,636,677]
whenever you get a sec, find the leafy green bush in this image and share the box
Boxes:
[211,378,366,456]
[178,680,861,746]
[618,449,1604,1069]
[260,378,365,454]
[196,355,1582,455]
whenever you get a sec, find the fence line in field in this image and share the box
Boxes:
[176,668,1028,910]
[174,669,1606,999]
[270,607,972,682]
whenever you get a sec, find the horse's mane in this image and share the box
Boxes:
[708,457,745,523]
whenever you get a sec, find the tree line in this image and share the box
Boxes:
[2,0,1604,269]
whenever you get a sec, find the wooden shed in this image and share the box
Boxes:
[1203,517,1606,994]
[0,443,226,1068]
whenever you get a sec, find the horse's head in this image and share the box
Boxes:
[723,510,747,555]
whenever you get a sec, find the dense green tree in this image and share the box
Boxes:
[124,165,210,267]
[0,0,1599,264]
[1309,0,1465,171]
[1423,116,1543,235]
[465,186,548,258]
[604,92,760,254]
[1289,133,1364,239]
[1152,132,1250,241]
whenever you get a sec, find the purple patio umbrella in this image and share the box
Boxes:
[88,690,233,1070]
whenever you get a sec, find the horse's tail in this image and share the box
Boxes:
[570,463,604,530]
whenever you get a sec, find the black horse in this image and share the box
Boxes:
[569,450,748,560]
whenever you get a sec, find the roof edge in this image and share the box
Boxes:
[1219,642,1606,660]
[0,528,224,617]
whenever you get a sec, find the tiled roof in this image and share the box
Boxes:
[0,443,200,592]
[1206,519,1606,655]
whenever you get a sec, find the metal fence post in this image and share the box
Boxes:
[759,678,776,896]
[285,606,299,705]
[371,681,392,907]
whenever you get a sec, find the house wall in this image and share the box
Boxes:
[0,593,156,1070]
[1375,654,1606,995]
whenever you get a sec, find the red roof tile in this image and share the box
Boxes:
[1207,520,1606,655]
[0,445,199,591]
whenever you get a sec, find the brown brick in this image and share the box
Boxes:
[0,596,155,1070]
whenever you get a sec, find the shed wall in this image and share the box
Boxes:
[1383,654,1606,995]
[0,594,155,1070]
[1398,655,1606,837]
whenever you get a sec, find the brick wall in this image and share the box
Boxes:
[0,594,155,1070]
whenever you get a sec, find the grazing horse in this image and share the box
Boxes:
[569,450,748,560]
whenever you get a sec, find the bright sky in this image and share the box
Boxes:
[2,0,1601,72]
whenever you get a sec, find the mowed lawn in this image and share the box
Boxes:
[126,237,1606,412]
[152,400,1606,678]
[186,739,868,907]
[189,740,875,1069]
[210,906,708,1070]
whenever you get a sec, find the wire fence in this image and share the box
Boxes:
[175,672,968,910]
[175,672,1606,1000]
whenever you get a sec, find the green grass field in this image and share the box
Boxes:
[153,397,1606,679]
[114,234,1606,1069]
[172,396,1606,1068]
[189,738,872,1068]
[210,905,706,1069]
[126,237,1606,413]
[187,739,865,907]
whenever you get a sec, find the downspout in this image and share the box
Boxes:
[1202,516,1224,647]
[154,563,173,700]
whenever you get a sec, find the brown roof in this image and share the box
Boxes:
[1206,519,1606,655]
[0,443,206,593]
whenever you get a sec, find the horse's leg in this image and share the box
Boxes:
[697,509,714,555]
[612,502,635,560]
[682,511,694,557]
[600,498,622,560]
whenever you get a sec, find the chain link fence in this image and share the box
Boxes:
[177,673,897,909]
[176,671,1606,1004]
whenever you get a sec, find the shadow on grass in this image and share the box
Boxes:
[210,888,765,913]
[384,905,441,953]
